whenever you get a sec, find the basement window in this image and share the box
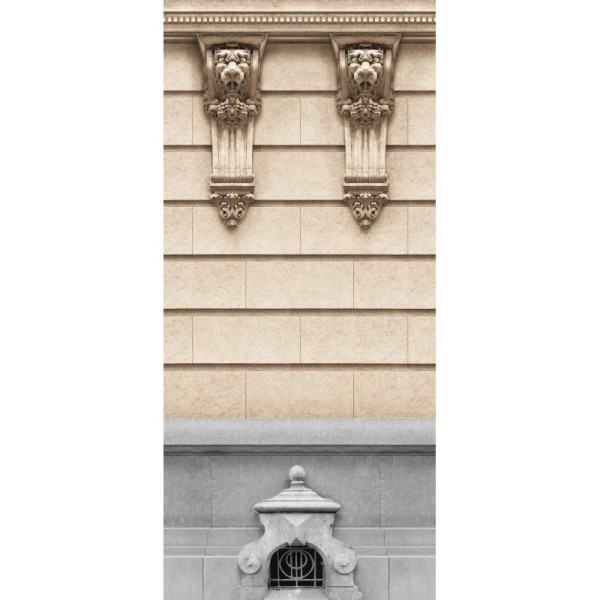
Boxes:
[269,546,324,588]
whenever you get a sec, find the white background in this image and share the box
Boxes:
[1,1,599,598]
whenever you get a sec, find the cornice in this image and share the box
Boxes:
[164,13,435,24]
[164,12,436,37]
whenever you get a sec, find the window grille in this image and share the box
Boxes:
[269,546,324,588]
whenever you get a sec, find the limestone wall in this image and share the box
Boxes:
[164,38,435,419]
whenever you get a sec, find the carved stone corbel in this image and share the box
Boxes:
[198,34,267,229]
[332,35,400,229]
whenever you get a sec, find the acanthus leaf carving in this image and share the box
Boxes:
[344,192,388,230]
[338,92,394,128]
[211,192,254,230]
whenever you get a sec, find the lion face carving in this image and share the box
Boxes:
[347,48,384,93]
[214,48,251,93]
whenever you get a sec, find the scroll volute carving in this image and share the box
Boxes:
[198,35,267,230]
[332,35,400,230]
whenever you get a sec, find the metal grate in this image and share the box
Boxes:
[269,546,324,588]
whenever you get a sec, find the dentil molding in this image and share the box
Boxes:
[332,34,400,230]
[198,34,267,229]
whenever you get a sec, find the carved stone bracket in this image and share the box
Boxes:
[198,34,267,229]
[332,35,400,229]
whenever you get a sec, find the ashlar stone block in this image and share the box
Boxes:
[164,150,211,200]
[164,316,193,364]
[254,150,344,200]
[164,94,193,146]
[394,43,435,91]
[191,94,211,145]
[245,371,354,417]
[300,95,345,145]
[408,207,436,254]
[354,556,389,600]
[301,206,408,255]
[389,556,435,600]
[261,43,337,91]
[254,94,301,145]
[408,316,436,364]
[387,95,409,145]
[408,95,436,146]
[353,260,435,309]
[301,316,408,364]
[164,260,245,309]
[164,556,203,600]
[203,557,239,600]
[388,150,435,200]
[246,260,353,309]
[164,207,193,255]
[192,206,300,255]
[354,370,435,418]
[164,43,204,91]
[192,316,300,363]
[164,370,246,418]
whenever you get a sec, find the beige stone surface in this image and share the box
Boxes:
[254,150,344,200]
[164,150,211,200]
[255,95,301,145]
[408,316,435,363]
[164,43,203,91]
[164,370,246,417]
[164,261,246,309]
[191,94,211,145]
[246,371,354,418]
[165,0,436,10]
[163,26,436,419]
[354,370,435,417]
[193,316,300,363]
[387,95,409,145]
[300,96,344,145]
[408,207,435,254]
[388,149,435,200]
[408,95,435,145]
[164,207,193,255]
[300,206,407,255]
[192,206,300,255]
[246,261,353,308]
[262,43,337,91]
[164,94,193,145]
[394,43,435,91]
[354,260,435,308]
[301,316,408,364]
[165,316,193,363]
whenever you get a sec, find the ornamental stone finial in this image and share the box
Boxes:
[289,465,305,483]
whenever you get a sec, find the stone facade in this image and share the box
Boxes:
[164,1,435,599]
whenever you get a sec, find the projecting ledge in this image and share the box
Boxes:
[164,418,435,454]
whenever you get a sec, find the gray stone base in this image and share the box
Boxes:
[164,419,435,600]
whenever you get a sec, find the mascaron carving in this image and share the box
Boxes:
[332,36,400,229]
[337,47,394,128]
[204,46,261,128]
[198,35,267,229]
